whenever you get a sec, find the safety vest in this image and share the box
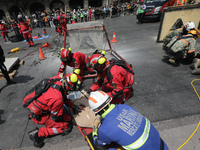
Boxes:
[123,118,151,149]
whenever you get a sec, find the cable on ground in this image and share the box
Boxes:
[177,79,200,150]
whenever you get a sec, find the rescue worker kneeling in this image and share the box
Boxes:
[163,21,196,48]
[58,47,95,77]
[87,52,134,104]
[165,28,200,66]
[22,73,83,148]
[88,91,169,150]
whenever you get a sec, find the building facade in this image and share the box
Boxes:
[0,0,114,21]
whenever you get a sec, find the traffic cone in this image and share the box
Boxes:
[72,20,76,24]
[39,48,45,60]
[43,28,47,35]
[41,42,50,48]
[111,32,117,43]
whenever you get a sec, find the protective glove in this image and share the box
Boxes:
[80,89,91,98]
[92,118,101,137]
[72,105,84,114]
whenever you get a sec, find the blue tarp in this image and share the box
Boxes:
[23,34,49,42]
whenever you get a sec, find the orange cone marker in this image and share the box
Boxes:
[41,42,50,48]
[39,48,45,60]
[111,32,117,43]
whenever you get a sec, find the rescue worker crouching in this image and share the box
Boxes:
[57,47,95,77]
[88,91,169,150]
[165,28,200,66]
[163,21,196,48]
[23,73,83,148]
[87,51,134,104]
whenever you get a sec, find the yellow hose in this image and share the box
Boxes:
[177,79,200,150]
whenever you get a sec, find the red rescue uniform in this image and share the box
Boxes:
[0,23,9,42]
[30,76,73,138]
[90,61,134,104]
[58,13,68,35]
[18,20,34,46]
[58,52,94,76]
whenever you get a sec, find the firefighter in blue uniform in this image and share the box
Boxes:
[88,90,169,150]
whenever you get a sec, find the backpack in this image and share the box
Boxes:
[22,78,64,116]
[106,59,135,82]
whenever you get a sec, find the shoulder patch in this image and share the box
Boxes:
[61,65,64,69]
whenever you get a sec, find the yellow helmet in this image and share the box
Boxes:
[188,28,200,38]
[73,69,81,75]
[60,47,65,51]
[99,50,106,56]
[68,47,72,52]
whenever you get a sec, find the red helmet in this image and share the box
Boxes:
[87,54,107,72]
[60,48,72,63]
[64,73,82,91]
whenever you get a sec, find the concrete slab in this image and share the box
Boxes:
[67,20,104,52]
[0,57,19,73]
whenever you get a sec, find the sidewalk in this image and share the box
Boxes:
[155,114,200,150]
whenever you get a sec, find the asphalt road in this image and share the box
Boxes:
[0,15,200,150]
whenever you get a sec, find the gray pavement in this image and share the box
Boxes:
[1,15,200,150]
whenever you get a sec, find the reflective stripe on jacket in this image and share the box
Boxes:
[123,118,150,149]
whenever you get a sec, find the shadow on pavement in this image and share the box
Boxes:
[0,110,5,125]
[0,75,34,93]
[12,75,34,83]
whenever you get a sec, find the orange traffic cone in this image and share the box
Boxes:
[41,42,50,48]
[39,48,45,60]
[72,20,76,24]
[111,32,117,43]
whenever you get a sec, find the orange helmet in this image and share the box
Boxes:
[64,73,82,91]
[60,47,72,63]
[188,28,200,39]
[87,54,107,72]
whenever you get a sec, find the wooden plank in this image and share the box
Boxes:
[0,70,18,80]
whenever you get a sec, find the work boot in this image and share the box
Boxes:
[28,128,44,148]
[191,58,200,70]
[192,68,200,75]
[62,121,73,136]
[168,58,180,67]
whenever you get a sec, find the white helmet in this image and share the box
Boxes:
[185,21,196,31]
[88,91,112,114]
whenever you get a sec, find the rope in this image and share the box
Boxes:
[177,79,200,150]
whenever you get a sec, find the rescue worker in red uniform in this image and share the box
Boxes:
[57,47,95,77]
[87,53,134,104]
[10,20,19,35]
[57,12,68,35]
[18,17,34,47]
[0,21,10,42]
[24,73,83,148]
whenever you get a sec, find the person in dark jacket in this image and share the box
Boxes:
[0,45,16,85]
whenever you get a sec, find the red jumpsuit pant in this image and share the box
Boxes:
[31,113,72,137]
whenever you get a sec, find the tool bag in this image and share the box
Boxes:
[107,58,135,82]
